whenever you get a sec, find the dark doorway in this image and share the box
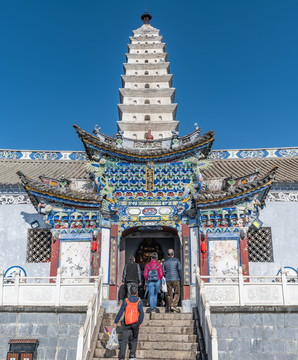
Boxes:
[119,226,181,302]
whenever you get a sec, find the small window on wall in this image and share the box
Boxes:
[145,60,149,63]
[145,71,149,75]
[27,228,52,263]
[144,115,150,121]
[247,227,273,262]
[145,84,150,88]
[144,100,150,104]
[133,134,137,139]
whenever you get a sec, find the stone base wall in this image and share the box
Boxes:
[0,306,86,360]
[210,306,298,360]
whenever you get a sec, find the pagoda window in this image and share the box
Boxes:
[145,71,149,75]
[133,116,137,120]
[145,84,150,88]
[135,72,138,75]
[145,50,148,53]
[145,100,150,104]
[157,100,161,104]
[159,116,162,120]
[156,84,160,88]
[134,84,138,88]
[155,60,157,63]
[145,60,149,63]
[156,71,159,74]
[144,115,150,121]
[136,60,139,63]
[137,51,139,53]
[133,134,137,139]
[133,100,137,104]
[159,134,163,138]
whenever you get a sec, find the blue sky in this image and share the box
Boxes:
[0,0,297,151]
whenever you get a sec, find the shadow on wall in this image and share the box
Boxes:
[20,212,47,227]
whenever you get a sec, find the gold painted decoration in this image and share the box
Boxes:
[109,236,117,285]
[146,162,155,191]
[183,236,191,285]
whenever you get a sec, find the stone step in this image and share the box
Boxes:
[151,312,193,320]
[94,348,197,359]
[94,358,195,360]
[96,339,197,351]
[98,332,197,343]
[141,319,193,327]
[111,325,193,335]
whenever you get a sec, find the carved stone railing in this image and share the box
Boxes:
[196,266,298,360]
[196,266,218,360]
[197,266,298,307]
[0,268,100,307]
[76,267,103,360]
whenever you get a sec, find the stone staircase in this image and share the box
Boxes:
[93,307,199,359]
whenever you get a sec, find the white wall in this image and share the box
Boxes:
[249,200,298,276]
[0,203,50,277]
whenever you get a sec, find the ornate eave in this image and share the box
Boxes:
[17,171,101,211]
[73,125,214,163]
[195,166,278,209]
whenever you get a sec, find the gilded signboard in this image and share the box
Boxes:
[146,162,155,191]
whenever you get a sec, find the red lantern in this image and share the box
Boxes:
[92,241,97,252]
[201,242,207,253]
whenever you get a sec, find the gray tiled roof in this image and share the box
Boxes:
[0,160,88,185]
[0,156,297,187]
[201,157,298,183]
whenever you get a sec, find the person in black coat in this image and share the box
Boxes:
[122,255,142,297]
[163,249,182,313]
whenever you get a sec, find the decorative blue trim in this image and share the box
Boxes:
[1,147,298,161]
[4,265,27,278]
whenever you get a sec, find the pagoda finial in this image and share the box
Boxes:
[141,10,152,24]
[146,130,154,140]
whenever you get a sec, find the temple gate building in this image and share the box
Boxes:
[1,12,298,310]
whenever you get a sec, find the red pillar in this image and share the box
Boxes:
[50,234,59,279]
[182,224,190,300]
[91,232,101,277]
[239,232,250,280]
[109,225,118,300]
[199,232,209,282]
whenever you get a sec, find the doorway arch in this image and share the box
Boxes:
[119,226,181,299]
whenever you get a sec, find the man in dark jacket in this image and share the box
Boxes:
[113,286,144,360]
[122,255,142,297]
[163,249,182,313]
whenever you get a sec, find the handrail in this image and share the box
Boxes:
[0,268,100,307]
[196,266,218,360]
[76,267,103,360]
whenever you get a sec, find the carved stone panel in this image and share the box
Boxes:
[60,240,91,283]
[209,239,239,282]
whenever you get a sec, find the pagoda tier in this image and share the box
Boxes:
[74,125,214,163]
[17,171,101,211]
[117,13,179,140]
[195,166,278,209]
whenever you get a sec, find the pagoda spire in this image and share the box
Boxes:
[141,11,152,24]
[117,14,179,140]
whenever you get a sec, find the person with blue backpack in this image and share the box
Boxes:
[144,252,163,313]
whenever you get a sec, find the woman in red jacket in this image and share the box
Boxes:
[144,252,163,312]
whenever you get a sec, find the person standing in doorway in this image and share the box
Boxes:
[144,252,163,313]
[163,249,182,313]
[122,255,142,297]
[113,286,144,360]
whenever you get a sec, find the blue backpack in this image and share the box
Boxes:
[148,263,159,282]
